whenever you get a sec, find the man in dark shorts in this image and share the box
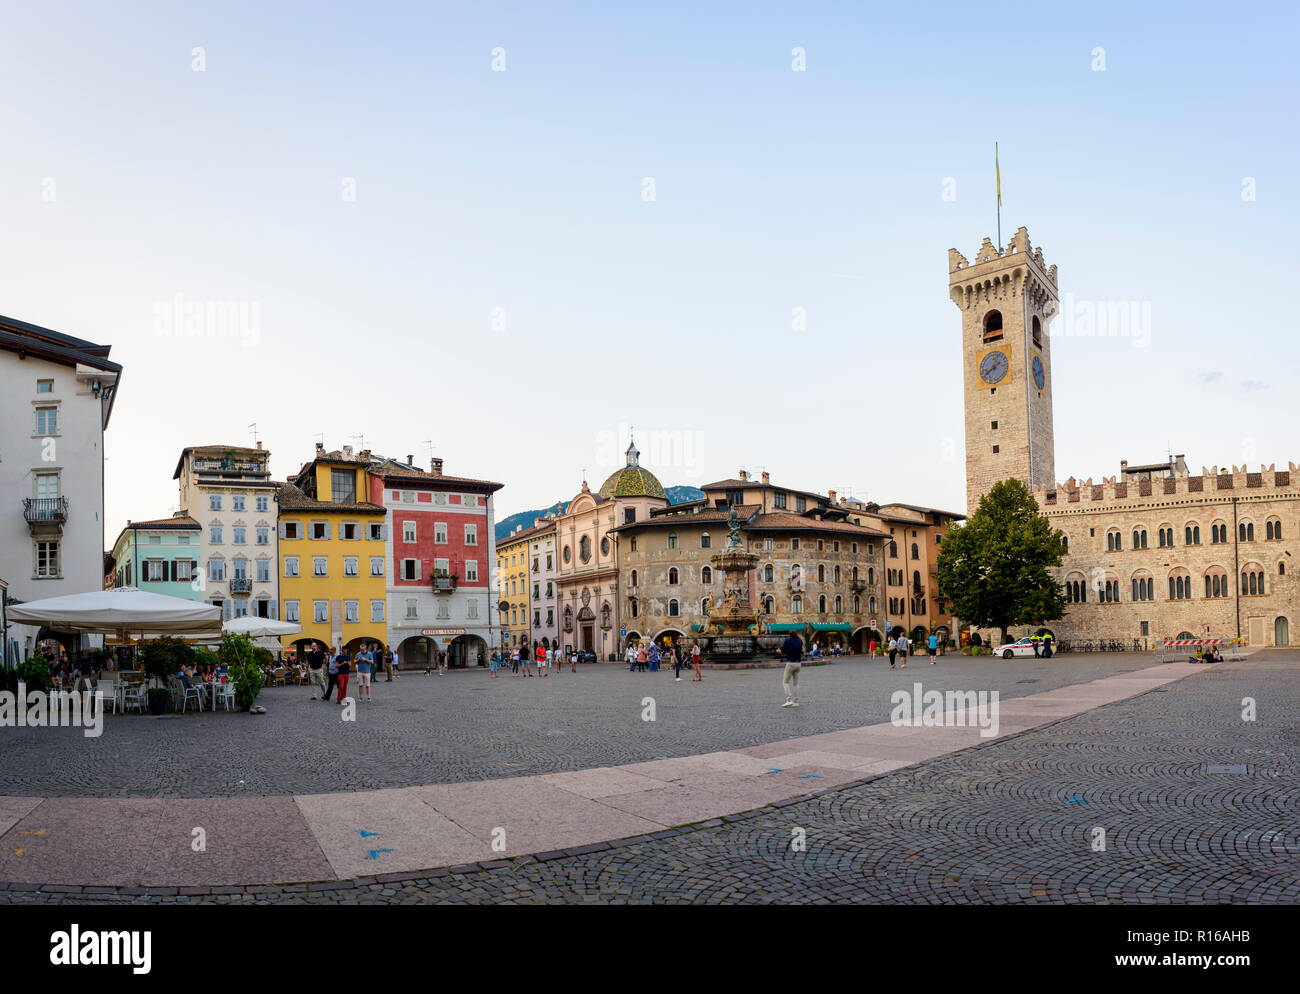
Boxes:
[305,641,327,699]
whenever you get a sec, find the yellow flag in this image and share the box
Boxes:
[996,142,1002,206]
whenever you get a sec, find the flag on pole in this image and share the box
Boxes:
[995,142,1002,206]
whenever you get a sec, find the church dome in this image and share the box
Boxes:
[597,441,667,500]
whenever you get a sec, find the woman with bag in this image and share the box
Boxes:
[690,641,703,681]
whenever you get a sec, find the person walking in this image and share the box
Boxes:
[670,641,683,681]
[626,643,637,672]
[334,648,352,704]
[521,644,533,678]
[438,649,448,676]
[648,641,661,672]
[535,642,548,677]
[511,646,521,677]
[887,636,898,669]
[490,649,501,678]
[780,632,803,708]
[869,637,878,660]
[305,641,327,700]
[928,633,938,664]
[896,632,910,668]
[691,641,703,682]
[323,647,340,701]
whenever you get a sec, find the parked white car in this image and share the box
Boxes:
[990,636,1038,659]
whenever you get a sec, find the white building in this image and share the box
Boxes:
[174,444,280,621]
[0,314,121,663]
[528,519,560,650]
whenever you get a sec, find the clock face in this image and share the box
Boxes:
[1032,355,1045,390]
[978,349,1009,385]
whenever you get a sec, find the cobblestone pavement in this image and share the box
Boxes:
[3,652,1293,904]
[0,654,1154,797]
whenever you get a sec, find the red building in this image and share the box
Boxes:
[368,455,503,668]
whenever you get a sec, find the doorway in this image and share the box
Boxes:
[581,625,594,652]
[1275,616,1290,647]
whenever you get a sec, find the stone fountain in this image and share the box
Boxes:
[701,505,761,662]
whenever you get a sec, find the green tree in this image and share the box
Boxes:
[936,478,1067,646]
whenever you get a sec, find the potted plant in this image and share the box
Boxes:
[218,632,263,712]
[139,636,195,714]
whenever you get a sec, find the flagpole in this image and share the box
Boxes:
[995,141,1002,248]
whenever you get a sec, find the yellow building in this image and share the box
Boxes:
[496,524,533,653]
[277,446,388,655]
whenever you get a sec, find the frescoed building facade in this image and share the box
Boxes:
[368,454,502,668]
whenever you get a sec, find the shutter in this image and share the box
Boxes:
[324,522,333,540]
[417,559,423,581]
[170,560,177,582]
[381,523,388,541]
[270,600,278,620]
[279,521,287,539]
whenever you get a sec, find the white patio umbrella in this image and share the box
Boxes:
[221,616,302,639]
[7,587,221,642]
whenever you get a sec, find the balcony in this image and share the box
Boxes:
[432,573,458,593]
[229,576,253,595]
[23,497,68,535]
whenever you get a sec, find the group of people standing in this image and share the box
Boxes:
[489,644,578,678]
[625,640,702,682]
[301,641,394,704]
[866,633,940,668]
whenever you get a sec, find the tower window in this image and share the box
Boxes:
[982,310,1003,343]
[992,445,999,454]
[991,421,998,430]
[1032,315,1042,348]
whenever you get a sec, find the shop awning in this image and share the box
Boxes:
[690,624,704,631]
[810,623,851,632]
[765,623,808,632]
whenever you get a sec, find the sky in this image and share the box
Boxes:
[1,0,1296,542]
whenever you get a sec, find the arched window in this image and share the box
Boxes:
[911,542,920,560]
[668,599,679,617]
[983,309,1003,342]
[1280,562,1287,575]
[851,566,859,582]
[1133,529,1147,549]
[763,563,773,582]
[889,540,898,559]
[833,565,841,583]
[869,596,877,614]
[792,595,803,614]
[853,595,860,612]
[818,595,827,614]
[833,595,842,613]
[1266,519,1282,540]
[629,598,639,618]
[1185,524,1200,545]
[1107,530,1121,551]
[1061,535,1069,553]
[630,569,638,588]
[700,532,711,548]
[867,567,875,585]
[763,596,774,614]
[817,564,825,583]
[700,598,710,615]
[667,532,678,549]
[701,566,712,585]
[912,570,922,591]
[1031,315,1042,348]
[668,567,679,585]
[1240,522,1254,542]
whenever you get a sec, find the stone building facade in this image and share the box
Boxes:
[616,472,890,653]
[953,225,1297,647]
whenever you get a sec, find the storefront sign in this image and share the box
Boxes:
[420,628,466,637]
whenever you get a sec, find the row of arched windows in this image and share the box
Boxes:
[1101,519,1283,551]
[1066,564,1278,603]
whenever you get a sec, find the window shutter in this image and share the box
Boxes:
[270,601,278,619]
[324,522,333,540]
[417,559,423,580]
[381,523,388,541]
[279,521,287,539]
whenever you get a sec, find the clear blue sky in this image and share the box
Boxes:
[1,1,1295,538]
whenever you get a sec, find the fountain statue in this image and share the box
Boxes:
[704,504,761,661]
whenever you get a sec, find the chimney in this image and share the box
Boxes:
[1120,459,1128,471]
[342,445,353,457]
[828,489,837,504]
[315,442,325,457]
[359,449,371,462]
[406,454,414,466]
[739,469,748,481]
[256,440,263,450]
[431,457,444,476]
[761,471,770,485]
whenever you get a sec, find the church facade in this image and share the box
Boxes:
[952,226,1298,647]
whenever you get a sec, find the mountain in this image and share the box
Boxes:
[494,485,704,542]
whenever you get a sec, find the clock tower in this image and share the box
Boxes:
[949,226,1058,513]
